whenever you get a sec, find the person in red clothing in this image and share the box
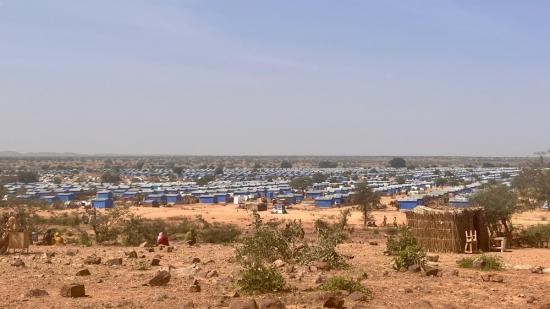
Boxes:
[156,232,169,246]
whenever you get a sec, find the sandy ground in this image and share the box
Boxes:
[2,200,550,308]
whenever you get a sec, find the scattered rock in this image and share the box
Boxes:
[105,258,123,266]
[526,296,536,304]
[84,255,101,265]
[25,289,49,298]
[408,264,421,272]
[451,270,459,276]
[189,284,201,293]
[151,258,161,266]
[126,250,138,259]
[273,259,286,268]
[347,291,367,302]
[313,261,331,271]
[205,270,219,278]
[531,266,544,274]
[147,248,155,253]
[60,283,86,298]
[167,246,174,253]
[229,299,258,309]
[76,269,91,276]
[426,254,439,262]
[148,270,171,286]
[323,295,344,308]
[192,257,201,264]
[11,258,25,267]
[422,265,440,277]
[368,241,378,246]
[259,296,285,309]
[403,288,413,294]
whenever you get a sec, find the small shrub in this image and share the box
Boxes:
[386,227,425,269]
[133,260,149,271]
[319,276,372,299]
[456,254,503,271]
[199,222,241,244]
[237,264,287,294]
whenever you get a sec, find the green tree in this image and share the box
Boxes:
[196,175,214,186]
[513,158,550,209]
[319,161,338,168]
[290,177,312,191]
[172,166,183,175]
[280,160,293,169]
[312,172,327,183]
[214,165,224,175]
[353,182,381,226]
[470,184,518,240]
[388,158,406,168]
[101,172,121,184]
[396,176,406,184]
[17,171,39,183]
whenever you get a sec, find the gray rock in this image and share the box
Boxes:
[60,283,85,298]
[76,269,91,276]
[259,296,285,309]
[11,258,25,267]
[149,270,171,286]
[25,289,49,297]
[84,255,101,265]
[105,258,123,266]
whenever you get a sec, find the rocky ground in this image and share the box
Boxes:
[1,231,550,309]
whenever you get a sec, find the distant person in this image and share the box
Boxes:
[382,215,387,227]
[53,232,65,245]
[43,229,53,245]
[156,232,169,246]
[393,216,398,227]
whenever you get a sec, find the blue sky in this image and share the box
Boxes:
[0,0,549,156]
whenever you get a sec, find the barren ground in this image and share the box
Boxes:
[2,201,550,309]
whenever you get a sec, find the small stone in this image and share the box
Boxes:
[413,300,433,309]
[151,258,160,266]
[148,248,155,253]
[323,295,344,308]
[11,258,25,267]
[97,279,103,283]
[451,270,459,276]
[229,299,258,309]
[84,255,101,265]
[149,270,171,286]
[422,265,440,277]
[403,288,413,293]
[526,296,536,304]
[126,250,138,259]
[105,258,123,266]
[60,283,85,298]
[368,241,378,246]
[189,284,201,292]
[25,289,49,298]
[167,246,174,253]
[491,274,504,283]
[408,264,421,272]
[205,270,219,278]
[66,249,78,256]
[313,261,331,271]
[76,269,91,276]
[192,257,201,264]
[531,266,544,274]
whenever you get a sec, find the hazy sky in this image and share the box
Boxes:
[1,0,549,156]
